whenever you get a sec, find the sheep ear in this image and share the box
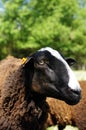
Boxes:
[66,58,76,66]
[23,57,34,88]
[23,57,34,68]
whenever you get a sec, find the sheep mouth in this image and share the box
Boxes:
[63,88,82,105]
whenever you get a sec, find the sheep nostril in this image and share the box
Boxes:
[71,89,81,97]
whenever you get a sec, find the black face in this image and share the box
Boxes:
[23,47,81,105]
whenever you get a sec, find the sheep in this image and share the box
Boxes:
[46,81,86,130]
[0,47,81,130]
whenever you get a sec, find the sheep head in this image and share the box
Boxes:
[23,47,81,105]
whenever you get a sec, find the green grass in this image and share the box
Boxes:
[47,125,58,130]
[47,125,79,130]
[63,125,79,130]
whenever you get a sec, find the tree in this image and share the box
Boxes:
[0,0,86,69]
[0,0,37,58]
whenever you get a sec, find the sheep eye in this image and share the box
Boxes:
[38,60,45,65]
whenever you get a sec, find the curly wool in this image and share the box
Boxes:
[0,56,49,130]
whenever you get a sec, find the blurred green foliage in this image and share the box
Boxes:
[0,0,86,68]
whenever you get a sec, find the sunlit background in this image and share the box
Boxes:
[0,0,86,70]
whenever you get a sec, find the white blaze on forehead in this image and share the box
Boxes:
[39,47,81,91]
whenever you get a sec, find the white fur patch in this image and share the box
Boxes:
[39,47,81,91]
